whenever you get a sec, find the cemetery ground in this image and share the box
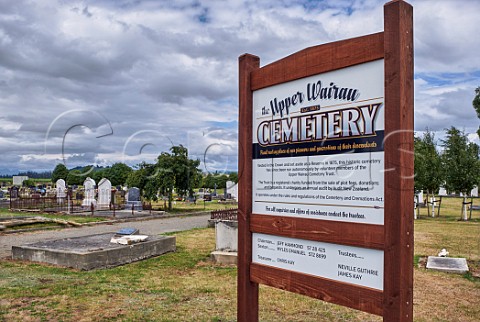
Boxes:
[0,198,479,321]
[0,199,232,233]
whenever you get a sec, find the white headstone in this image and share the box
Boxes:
[215,221,238,252]
[438,187,447,196]
[97,178,111,209]
[56,179,66,198]
[415,190,424,204]
[82,177,96,207]
[226,181,238,200]
[471,186,478,197]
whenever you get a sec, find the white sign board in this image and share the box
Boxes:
[253,233,384,290]
[252,60,385,225]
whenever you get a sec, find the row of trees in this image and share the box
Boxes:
[51,145,239,210]
[414,127,480,220]
[202,172,238,190]
[52,163,133,187]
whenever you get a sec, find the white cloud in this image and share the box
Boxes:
[0,0,478,174]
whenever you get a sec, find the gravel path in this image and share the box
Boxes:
[0,214,210,258]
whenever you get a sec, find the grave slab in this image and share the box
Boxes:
[426,256,469,274]
[210,251,238,265]
[12,233,175,270]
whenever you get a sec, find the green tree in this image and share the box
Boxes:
[473,87,480,137]
[156,145,201,210]
[107,163,132,186]
[125,163,158,201]
[414,130,444,216]
[202,173,214,189]
[442,127,480,220]
[228,172,238,183]
[51,164,69,183]
[92,169,107,183]
[22,179,36,187]
[66,170,85,186]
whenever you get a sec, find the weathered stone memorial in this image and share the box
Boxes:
[471,186,478,198]
[56,179,66,197]
[211,221,238,265]
[12,232,176,270]
[237,1,414,321]
[438,187,447,196]
[426,256,469,274]
[97,178,112,209]
[226,181,238,200]
[126,187,142,210]
[81,177,96,208]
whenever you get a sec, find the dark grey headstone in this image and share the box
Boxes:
[426,256,469,274]
[127,187,140,201]
[0,191,3,198]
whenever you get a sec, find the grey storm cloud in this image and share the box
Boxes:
[0,0,478,174]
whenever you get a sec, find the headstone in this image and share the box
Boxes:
[438,187,447,196]
[97,178,112,209]
[215,221,238,252]
[0,191,3,199]
[126,187,142,210]
[10,187,18,198]
[471,186,478,197]
[415,190,424,205]
[56,179,66,204]
[226,181,238,200]
[210,220,238,265]
[82,177,96,207]
[426,256,469,274]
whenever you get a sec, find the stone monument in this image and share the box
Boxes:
[126,187,142,210]
[226,181,238,200]
[210,220,238,265]
[82,177,96,208]
[438,187,447,196]
[97,178,112,209]
[56,179,66,204]
[471,186,478,198]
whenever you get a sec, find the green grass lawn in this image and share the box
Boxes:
[0,198,478,321]
[152,199,237,213]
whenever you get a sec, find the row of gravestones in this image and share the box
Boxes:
[55,178,141,210]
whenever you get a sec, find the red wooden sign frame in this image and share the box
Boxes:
[238,1,413,321]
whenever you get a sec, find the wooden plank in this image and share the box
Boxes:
[251,214,384,250]
[251,263,383,316]
[251,32,384,91]
[237,53,260,322]
[383,1,414,321]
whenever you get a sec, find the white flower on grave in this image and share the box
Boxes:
[438,249,449,257]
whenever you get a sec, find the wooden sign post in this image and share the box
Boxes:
[238,1,413,321]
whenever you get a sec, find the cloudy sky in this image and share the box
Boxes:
[0,0,478,175]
